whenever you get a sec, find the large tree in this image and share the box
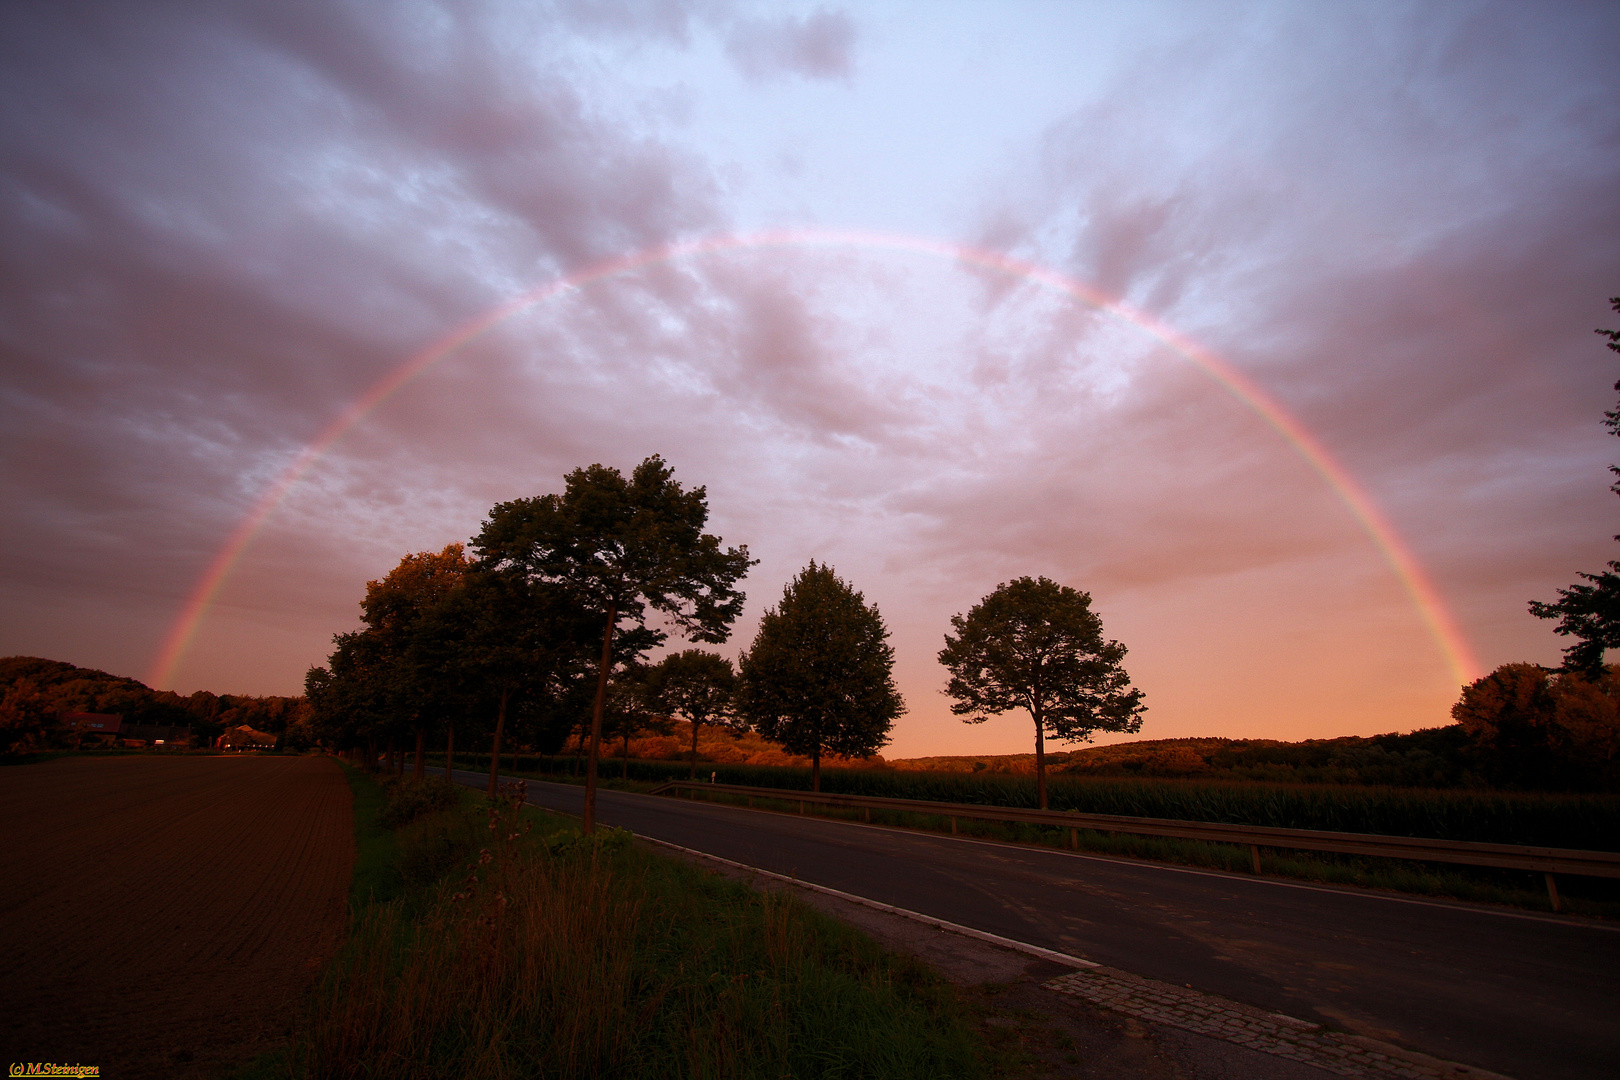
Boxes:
[473,456,753,831]
[1530,298,1620,676]
[738,561,903,791]
[939,576,1145,809]
[360,544,469,776]
[648,649,739,779]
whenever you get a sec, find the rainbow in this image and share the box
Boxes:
[147,227,1481,690]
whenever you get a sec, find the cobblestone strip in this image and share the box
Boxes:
[1045,967,1514,1080]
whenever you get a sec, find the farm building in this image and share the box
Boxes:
[218,725,276,751]
[58,712,123,746]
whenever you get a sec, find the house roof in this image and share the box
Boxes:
[59,712,123,733]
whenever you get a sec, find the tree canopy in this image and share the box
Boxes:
[1452,662,1620,789]
[939,575,1145,809]
[473,455,753,829]
[648,649,739,779]
[1530,297,1620,676]
[738,561,902,791]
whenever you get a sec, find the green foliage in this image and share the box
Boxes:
[648,648,738,776]
[940,577,1143,736]
[0,677,55,754]
[0,655,305,748]
[940,576,1144,808]
[738,562,904,785]
[338,762,403,910]
[1451,663,1620,789]
[298,787,986,1080]
[473,455,754,823]
[473,456,755,645]
[377,776,463,830]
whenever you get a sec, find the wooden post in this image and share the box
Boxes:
[798,800,805,815]
[1070,828,1078,851]
[1251,845,1263,875]
[1546,873,1561,912]
[950,817,957,835]
[748,796,754,808]
[863,807,870,823]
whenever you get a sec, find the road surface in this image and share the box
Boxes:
[444,767,1617,1080]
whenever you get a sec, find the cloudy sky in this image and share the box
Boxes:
[3,1,1618,757]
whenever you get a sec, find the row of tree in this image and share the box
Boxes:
[305,458,906,830]
[308,456,1152,825]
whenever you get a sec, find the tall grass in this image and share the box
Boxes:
[295,779,987,1080]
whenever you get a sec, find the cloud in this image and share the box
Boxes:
[725,9,855,84]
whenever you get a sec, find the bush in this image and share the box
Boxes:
[377,777,461,830]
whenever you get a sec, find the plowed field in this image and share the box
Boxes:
[0,755,353,1078]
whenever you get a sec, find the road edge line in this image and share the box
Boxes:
[639,834,1101,970]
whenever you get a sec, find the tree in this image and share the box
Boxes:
[939,576,1145,810]
[1530,297,1620,676]
[738,561,903,791]
[361,544,469,777]
[602,660,669,778]
[648,649,739,779]
[473,456,754,830]
[1452,662,1620,789]
[0,678,53,755]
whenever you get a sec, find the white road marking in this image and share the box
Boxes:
[638,834,1100,969]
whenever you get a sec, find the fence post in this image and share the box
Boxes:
[798,800,805,815]
[950,816,957,835]
[863,807,870,823]
[1546,873,1561,912]
[1070,827,1078,851]
[1251,845,1263,875]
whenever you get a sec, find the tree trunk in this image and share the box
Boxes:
[445,721,455,779]
[583,603,617,835]
[414,725,426,780]
[690,718,701,780]
[1034,714,1047,811]
[811,744,821,793]
[366,738,377,772]
[487,686,510,798]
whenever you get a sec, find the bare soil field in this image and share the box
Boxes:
[0,755,353,1078]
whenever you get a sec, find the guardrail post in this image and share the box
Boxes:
[798,800,805,815]
[950,816,957,835]
[748,796,754,808]
[863,807,871,823]
[1546,873,1561,912]
[1070,827,1078,850]
[1251,845,1263,875]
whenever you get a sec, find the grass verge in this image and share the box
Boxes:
[263,772,998,1080]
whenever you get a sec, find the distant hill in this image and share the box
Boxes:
[0,656,309,742]
[888,729,1477,788]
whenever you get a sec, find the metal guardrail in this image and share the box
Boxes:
[647,780,1620,909]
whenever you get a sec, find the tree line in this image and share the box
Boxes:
[0,655,307,754]
[306,456,1151,827]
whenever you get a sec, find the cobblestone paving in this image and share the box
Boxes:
[1045,967,1514,1080]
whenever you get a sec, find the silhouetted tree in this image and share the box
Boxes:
[1452,662,1620,789]
[649,649,739,779]
[473,456,753,830]
[939,576,1145,809]
[739,562,903,791]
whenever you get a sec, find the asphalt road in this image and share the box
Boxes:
[443,768,1618,1080]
